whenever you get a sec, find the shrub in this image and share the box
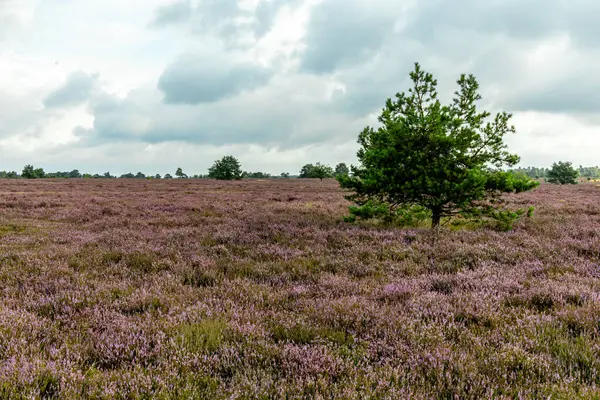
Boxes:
[547,161,578,185]
[344,200,431,227]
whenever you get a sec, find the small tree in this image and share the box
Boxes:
[164,173,173,179]
[299,162,334,180]
[280,172,290,178]
[547,161,578,184]
[299,164,315,178]
[22,164,35,179]
[175,167,187,179]
[313,163,334,180]
[208,155,243,180]
[335,163,349,177]
[154,174,162,179]
[33,167,45,178]
[338,62,538,228]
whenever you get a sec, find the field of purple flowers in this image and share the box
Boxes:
[0,178,599,398]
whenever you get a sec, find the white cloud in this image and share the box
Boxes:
[0,0,599,174]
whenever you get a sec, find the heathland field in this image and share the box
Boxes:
[0,178,599,399]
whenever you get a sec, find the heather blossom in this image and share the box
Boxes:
[0,178,597,398]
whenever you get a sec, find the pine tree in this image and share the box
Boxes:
[338,63,538,228]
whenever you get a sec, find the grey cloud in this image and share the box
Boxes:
[151,1,191,26]
[151,0,298,46]
[400,0,600,114]
[0,89,63,140]
[151,0,239,39]
[43,71,98,108]
[404,0,600,49]
[0,91,40,138]
[75,74,369,148]
[158,53,273,104]
[315,0,600,117]
[300,0,399,74]
[504,80,600,114]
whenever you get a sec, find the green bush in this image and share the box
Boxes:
[344,200,431,227]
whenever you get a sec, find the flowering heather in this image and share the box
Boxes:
[0,178,599,398]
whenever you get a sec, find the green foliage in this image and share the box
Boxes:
[344,200,392,223]
[270,323,354,346]
[338,62,539,228]
[175,167,187,178]
[485,207,527,232]
[577,165,600,178]
[334,163,350,177]
[178,319,228,354]
[280,172,290,178]
[0,224,26,237]
[547,161,579,184]
[510,166,548,179]
[119,172,147,179]
[22,164,45,179]
[344,200,431,227]
[36,369,60,399]
[0,171,19,179]
[299,162,334,180]
[484,171,540,194]
[124,251,159,273]
[208,155,243,180]
[243,171,271,179]
[22,164,34,179]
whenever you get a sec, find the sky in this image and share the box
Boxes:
[0,0,599,176]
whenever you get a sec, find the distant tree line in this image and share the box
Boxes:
[0,158,351,181]
[0,166,118,179]
[510,164,599,179]
[2,159,595,184]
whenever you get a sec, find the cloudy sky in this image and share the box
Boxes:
[1,0,599,175]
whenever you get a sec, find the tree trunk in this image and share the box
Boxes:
[431,211,441,228]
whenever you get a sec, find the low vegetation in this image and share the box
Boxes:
[0,178,597,398]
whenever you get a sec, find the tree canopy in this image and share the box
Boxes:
[335,163,349,177]
[338,62,539,228]
[175,167,188,178]
[547,161,578,184]
[22,165,45,179]
[208,155,243,180]
[299,162,334,180]
[243,171,271,179]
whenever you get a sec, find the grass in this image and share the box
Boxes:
[177,319,228,354]
[0,178,598,398]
